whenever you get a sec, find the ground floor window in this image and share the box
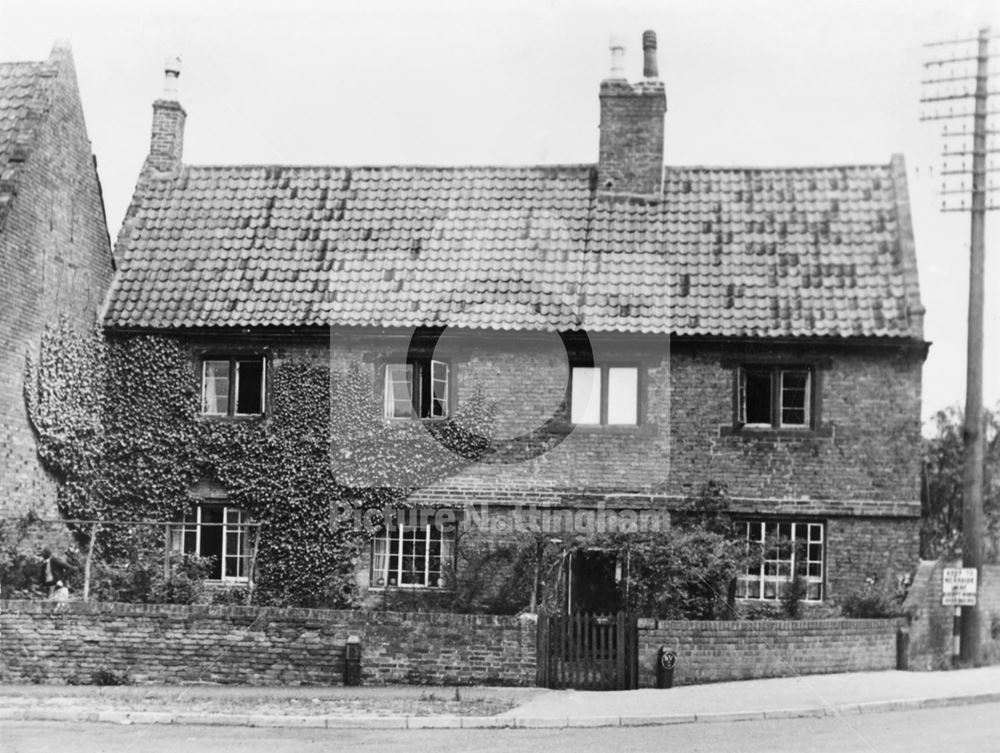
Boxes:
[171,504,252,582]
[370,514,454,588]
[738,520,824,601]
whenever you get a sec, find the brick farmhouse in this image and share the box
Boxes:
[103,33,928,613]
[0,43,114,519]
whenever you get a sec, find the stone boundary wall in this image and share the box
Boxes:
[0,601,537,686]
[636,618,903,687]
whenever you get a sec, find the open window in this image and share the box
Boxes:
[737,366,812,429]
[201,356,266,417]
[170,503,253,582]
[384,359,450,419]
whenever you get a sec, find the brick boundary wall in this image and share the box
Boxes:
[0,601,537,686]
[636,618,904,687]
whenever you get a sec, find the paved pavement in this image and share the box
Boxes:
[1,667,999,729]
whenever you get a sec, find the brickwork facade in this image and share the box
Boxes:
[164,329,923,610]
[0,600,536,686]
[0,45,113,518]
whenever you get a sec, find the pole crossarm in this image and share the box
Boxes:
[924,35,1000,47]
[924,55,984,66]
[920,109,1000,121]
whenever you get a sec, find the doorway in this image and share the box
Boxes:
[568,549,622,614]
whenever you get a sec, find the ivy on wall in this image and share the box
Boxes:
[26,320,494,607]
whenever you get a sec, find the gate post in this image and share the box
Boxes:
[536,614,549,687]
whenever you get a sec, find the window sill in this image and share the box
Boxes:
[383,416,451,424]
[203,579,251,587]
[719,424,833,439]
[561,422,659,437]
[734,596,824,604]
[197,413,267,423]
[368,585,453,592]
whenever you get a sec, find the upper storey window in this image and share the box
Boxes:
[201,357,266,417]
[570,365,639,425]
[384,359,450,420]
[738,366,811,429]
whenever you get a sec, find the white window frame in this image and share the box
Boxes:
[737,366,812,429]
[370,517,453,589]
[200,357,267,417]
[171,504,252,583]
[738,520,824,602]
[778,369,811,428]
[570,364,639,426]
[384,363,415,419]
[383,359,450,420]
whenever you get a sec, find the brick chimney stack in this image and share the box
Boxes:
[144,56,186,176]
[598,30,666,197]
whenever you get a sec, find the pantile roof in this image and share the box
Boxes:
[106,158,924,339]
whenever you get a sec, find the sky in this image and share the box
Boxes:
[2,0,998,427]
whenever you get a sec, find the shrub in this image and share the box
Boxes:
[88,552,213,605]
[840,577,902,618]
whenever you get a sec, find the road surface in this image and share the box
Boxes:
[2,701,997,752]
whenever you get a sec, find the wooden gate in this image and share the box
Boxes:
[536,611,638,690]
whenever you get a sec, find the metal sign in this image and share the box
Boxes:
[942,568,977,606]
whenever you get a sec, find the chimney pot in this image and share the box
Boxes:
[642,30,659,79]
[163,55,182,101]
[608,34,626,79]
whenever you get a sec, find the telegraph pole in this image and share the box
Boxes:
[920,27,997,664]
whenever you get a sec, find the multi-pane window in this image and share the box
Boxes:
[738,366,811,428]
[570,365,639,425]
[171,504,252,582]
[384,359,450,419]
[201,357,266,416]
[370,518,454,588]
[738,520,824,601]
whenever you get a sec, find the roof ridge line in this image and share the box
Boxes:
[180,163,597,171]
[664,161,894,172]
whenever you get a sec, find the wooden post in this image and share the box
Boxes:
[163,523,171,581]
[82,523,98,602]
[960,26,990,666]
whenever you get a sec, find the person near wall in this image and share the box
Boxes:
[40,547,73,600]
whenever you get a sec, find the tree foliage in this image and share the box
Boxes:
[920,406,1000,562]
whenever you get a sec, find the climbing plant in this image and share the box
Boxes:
[25,319,494,607]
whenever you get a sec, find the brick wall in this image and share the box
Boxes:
[220,332,923,507]
[2,599,908,688]
[0,600,537,686]
[636,617,903,687]
[0,45,113,518]
[904,560,1000,669]
[598,79,666,195]
[141,332,922,610]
